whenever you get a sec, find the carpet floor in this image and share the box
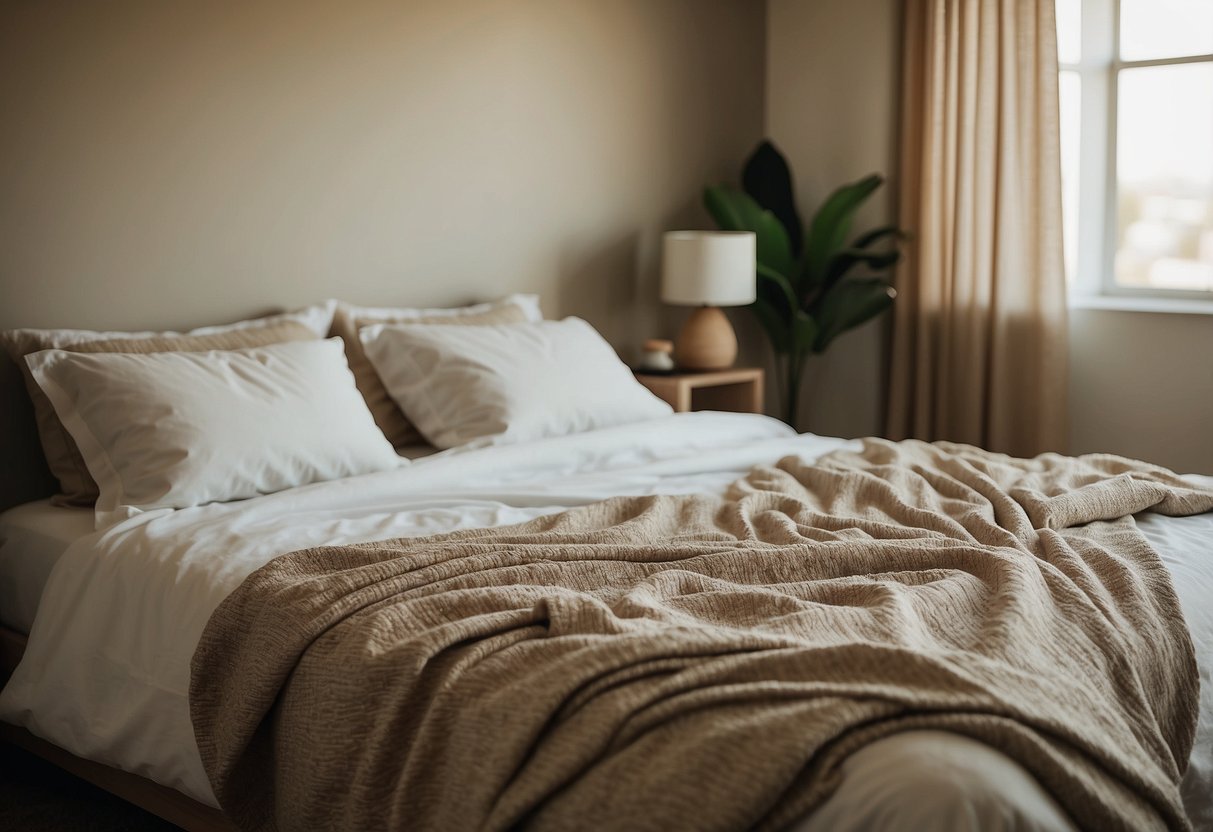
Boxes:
[0,742,179,831]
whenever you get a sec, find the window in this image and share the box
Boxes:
[1057,0,1213,305]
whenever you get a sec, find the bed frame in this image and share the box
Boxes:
[0,625,235,832]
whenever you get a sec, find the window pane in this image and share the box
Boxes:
[1120,0,1213,62]
[1060,71,1081,284]
[1116,63,1213,292]
[1055,0,1081,64]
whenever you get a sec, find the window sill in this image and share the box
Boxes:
[1068,294,1213,316]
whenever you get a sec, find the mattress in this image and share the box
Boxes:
[0,498,95,633]
[0,413,1210,829]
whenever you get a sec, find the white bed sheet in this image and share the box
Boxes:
[0,412,1209,830]
[0,443,438,635]
[1139,500,1213,828]
[0,499,95,633]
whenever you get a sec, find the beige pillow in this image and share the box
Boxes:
[332,296,541,448]
[6,320,318,506]
[360,318,673,449]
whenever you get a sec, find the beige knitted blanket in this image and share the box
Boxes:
[190,440,1213,831]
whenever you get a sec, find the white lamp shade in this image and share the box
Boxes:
[661,231,757,306]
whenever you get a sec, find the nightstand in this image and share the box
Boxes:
[635,367,764,414]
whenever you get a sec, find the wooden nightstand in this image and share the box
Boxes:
[635,367,764,414]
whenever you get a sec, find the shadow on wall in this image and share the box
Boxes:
[557,195,724,367]
[555,233,642,361]
[798,317,889,438]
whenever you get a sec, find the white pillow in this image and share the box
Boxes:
[2,301,338,506]
[4,299,338,347]
[359,317,673,449]
[25,338,400,526]
[337,293,542,326]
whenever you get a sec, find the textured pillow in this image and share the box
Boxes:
[1,306,333,506]
[25,338,400,526]
[359,317,672,449]
[332,294,542,449]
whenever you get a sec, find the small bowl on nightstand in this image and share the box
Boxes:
[635,338,676,375]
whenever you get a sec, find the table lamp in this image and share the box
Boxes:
[661,230,756,371]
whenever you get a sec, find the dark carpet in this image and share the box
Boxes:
[0,742,180,831]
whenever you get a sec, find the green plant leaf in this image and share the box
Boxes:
[757,263,799,313]
[813,222,905,303]
[703,184,751,231]
[851,225,906,250]
[791,310,818,355]
[801,174,884,291]
[835,248,901,271]
[755,268,790,312]
[812,278,896,353]
[817,247,902,297]
[741,140,804,257]
[750,297,792,354]
[703,185,796,278]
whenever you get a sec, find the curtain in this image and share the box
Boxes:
[887,0,1068,457]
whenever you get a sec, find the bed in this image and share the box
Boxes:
[0,304,1210,831]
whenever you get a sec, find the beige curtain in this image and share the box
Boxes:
[887,0,1069,457]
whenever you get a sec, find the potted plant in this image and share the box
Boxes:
[704,140,903,428]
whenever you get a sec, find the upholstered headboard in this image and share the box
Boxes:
[0,349,58,513]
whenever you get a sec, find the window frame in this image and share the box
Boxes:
[1060,0,1213,305]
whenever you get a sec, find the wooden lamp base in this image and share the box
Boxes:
[674,306,737,371]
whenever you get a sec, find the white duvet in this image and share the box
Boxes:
[1,412,1210,830]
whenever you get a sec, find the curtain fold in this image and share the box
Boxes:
[887,0,1068,457]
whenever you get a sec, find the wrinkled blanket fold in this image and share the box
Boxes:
[190,439,1213,831]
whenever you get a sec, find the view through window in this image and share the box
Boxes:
[1056,0,1213,297]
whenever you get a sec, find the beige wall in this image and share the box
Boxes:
[762,0,902,437]
[0,0,765,356]
[1069,310,1213,472]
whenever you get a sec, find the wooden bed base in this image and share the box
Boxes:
[0,625,236,832]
